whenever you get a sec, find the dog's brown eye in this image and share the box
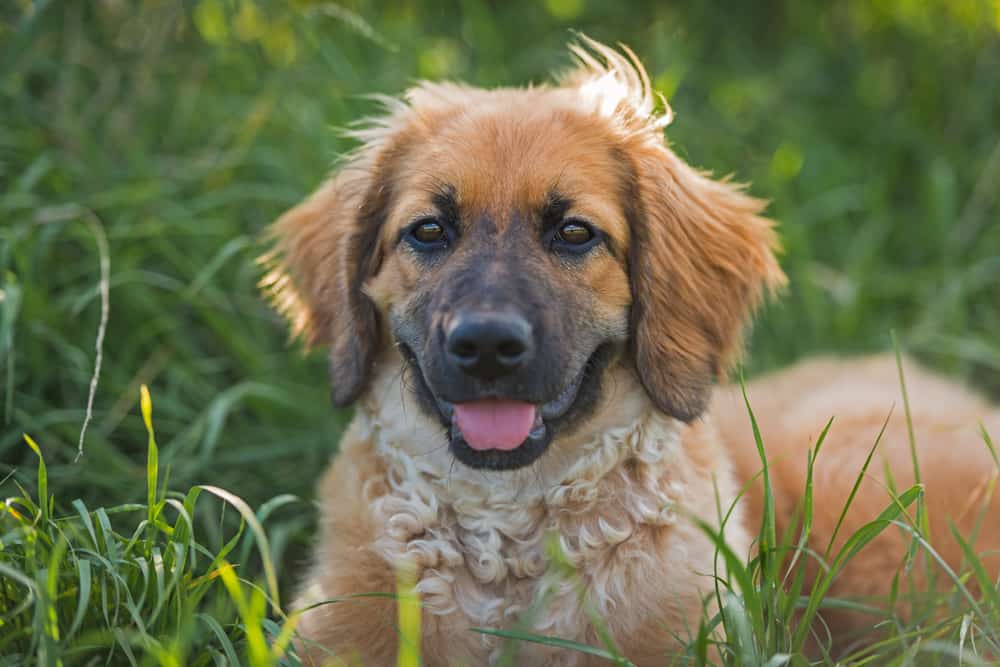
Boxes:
[412,221,445,244]
[405,217,451,252]
[556,222,593,245]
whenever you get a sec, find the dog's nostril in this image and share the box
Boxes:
[451,339,479,361]
[497,339,526,361]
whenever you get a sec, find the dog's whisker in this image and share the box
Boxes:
[530,466,546,500]
[396,364,410,420]
[533,461,553,499]
[410,435,450,458]
[446,456,457,495]
[514,478,527,502]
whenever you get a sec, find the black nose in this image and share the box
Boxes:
[445,311,534,381]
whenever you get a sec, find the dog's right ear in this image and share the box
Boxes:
[261,149,395,407]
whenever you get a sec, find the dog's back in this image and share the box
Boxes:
[713,354,1000,642]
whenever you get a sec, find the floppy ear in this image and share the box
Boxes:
[560,37,785,421]
[625,143,785,421]
[261,151,395,407]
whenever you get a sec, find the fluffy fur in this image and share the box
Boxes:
[293,360,746,665]
[262,40,1000,666]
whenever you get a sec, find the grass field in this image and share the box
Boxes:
[2,1,999,664]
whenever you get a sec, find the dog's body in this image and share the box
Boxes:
[290,356,999,665]
[264,41,999,666]
[294,361,747,666]
[716,355,1000,645]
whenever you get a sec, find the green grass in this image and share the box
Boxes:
[4,374,998,665]
[2,0,1000,665]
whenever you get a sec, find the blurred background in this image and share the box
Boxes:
[1,0,999,544]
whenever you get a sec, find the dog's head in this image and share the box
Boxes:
[263,40,784,471]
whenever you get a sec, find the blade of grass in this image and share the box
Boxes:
[738,371,779,651]
[891,332,933,579]
[740,371,776,573]
[978,423,998,467]
[793,484,923,652]
[140,385,160,555]
[890,334,920,487]
[1,276,21,425]
[217,562,272,667]
[824,408,892,558]
[472,627,635,666]
[267,612,302,663]
[784,417,834,585]
[946,522,1000,643]
[396,558,421,667]
[64,559,92,643]
[694,517,764,651]
[198,613,242,666]
[23,434,48,525]
[0,562,38,622]
[198,485,280,613]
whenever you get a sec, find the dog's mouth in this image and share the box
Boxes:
[398,343,613,470]
[438,366,584,469]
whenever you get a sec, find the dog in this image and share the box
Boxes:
[262,39,1000,666]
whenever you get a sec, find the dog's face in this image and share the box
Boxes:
[366,104,633,470]
[264,41,784,471]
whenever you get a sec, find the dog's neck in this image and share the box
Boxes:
[356,354,681,507]
[352,356,693,629]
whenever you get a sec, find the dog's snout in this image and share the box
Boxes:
[445,311,534,380]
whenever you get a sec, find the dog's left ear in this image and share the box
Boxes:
[625,142,786,421]
[563,38,785,422]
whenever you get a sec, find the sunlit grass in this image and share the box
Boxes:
[3,378,998,665]
[1,388,304,666]
[2,0,999,665]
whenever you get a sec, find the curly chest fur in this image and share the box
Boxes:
[353,413,738,665]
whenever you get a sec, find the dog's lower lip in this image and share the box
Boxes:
[435,395,454,421]
[539,371,584,419]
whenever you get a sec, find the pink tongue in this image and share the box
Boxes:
[453,401,537,451]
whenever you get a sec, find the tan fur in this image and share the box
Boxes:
[294,354,747,666]
[264,40,1000,666]
[714,355,1000,642]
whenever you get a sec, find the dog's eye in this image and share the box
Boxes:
[413,221,444,243]
[405,218,449,250]
[556,222,593,245]
[550,219,601,255]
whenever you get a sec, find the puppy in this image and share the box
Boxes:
[263,40,1000,666]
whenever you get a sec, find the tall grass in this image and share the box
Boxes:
[2,1,1000,665]
[2,387,303,666]
[4,375,997,665]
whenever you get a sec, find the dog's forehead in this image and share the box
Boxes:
[397,96,630,240]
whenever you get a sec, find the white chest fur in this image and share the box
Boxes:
[362,409,732,664]
[305,362,749,666]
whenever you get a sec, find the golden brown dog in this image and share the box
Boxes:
[263,40,1000,666]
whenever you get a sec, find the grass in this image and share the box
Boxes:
[2,0,1000,665]
[4,387,301,666]
[4,372,998,665]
